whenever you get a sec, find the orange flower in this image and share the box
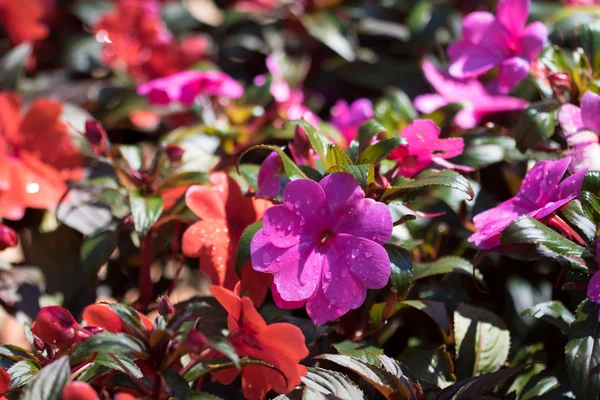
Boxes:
[210,285,308,400]
[182,173,272,306]
[62,381,99,400]
[0,0,48,45]
[0,368,9,400]
[0,93,82,220]
[82,304,154,333]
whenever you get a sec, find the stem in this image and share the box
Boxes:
[547,214,587,245]
[109,354,152,396]
[139,231,155,311]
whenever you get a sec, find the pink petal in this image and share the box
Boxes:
[282,178,332,234]
[263,205,305,247]
[432,156,475,173]
[256,152,283,199]
[322,248,366,310]
[454,109,479,129]
[448,41,505,78]
[581,91,600,133]
[413,94,448,114]
[305,283,349,325]
[520,22,548,60]
[569,142,600,173]
[476,95,527,114]
[433,137,466,160]
[530,196,576,220]
[497,57,530,93]
[271,79,291,103]
[469,197,530,249]
[319,173,365,221]
[333,198,393,245]
[496,0,530,37]
[555,168,586,200]
[251,230,287,275]
[588,270,600,303]
[271,283,305,309]
[558,104,585,138]
[517,158,571,206]
[462,11,510,47]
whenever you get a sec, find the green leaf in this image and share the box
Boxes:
[183,357,278,382]
[208,338,240,369]
[118,144,143,171]
[357,120,388,154]
[23,356,70,400]
[437,365,527,400]
[129,190,164,237]
[357,137,405,165]
[412,256,483,282]
[326,144,353,167]
[302,367,364,399]
[581,191,600,225]
[500,215,590,272]
[561,199,597,243]
[292,120,341,171]
[381,170,474,201]
[109,303,150,336]
[71,333,146,365]
[583,170,600,195]
[80,228,119,276]
[0,345,31,369]
[384,244,413,297]
[454,304,511,378]
[162,369,190,400]
[521,301,575,332]
[327,164,375,188]
[398,346,454,390]
[8,360,40,389]
[236,164,260,192]
[369,300,449,333]
[240,145,306,181]
[234,220,263,277]
[300,11,355,61]
[0,44,32,90]
[515,100,560,152]
[92,353,143,379]
[565,300,600,400]
[333,340,383,365]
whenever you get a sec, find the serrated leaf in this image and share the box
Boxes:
[129,190,163,237]
[326,144,353,167]
[292,120,342,171]
[412,256,483,281]
[302,367,364,399]
[384,244,413,297]
[500,215,590,272]
[437,365,526,400]
[235,220,263,277]
[357,120,388,155]
[0,345,31,369]
[454,304,510,378]
[23,357,70,400]
[521,301,575,332]
[240,145,306,181]
[8,360,40,389]
[357,137,406,165]
[70,333,146,365]
[369,300,449,333]
[327,164,374,188]
[580,191,600,225]
[560,200,597,243]
[566,300,600,400]
[381,170,474,201]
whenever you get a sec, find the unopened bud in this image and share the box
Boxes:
[84,120,107,146]
[549,72,571,93]
[33,336,45,351]
[157,296,175,318]
[185,330,208,353]
[0,224,17,251]
[164,145,184,163]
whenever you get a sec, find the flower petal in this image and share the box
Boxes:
[272,283,305,309]
[413,94,448,114]
[520,21,548,60]
[320,173,365,221]
[581,90,600,134]
[185,185,226,221]
[496,0,530,37]
[588,270,600,304]
[449,41,505,78]
[210,285,242,322]
[558,104,585,138]
[333,199,392,245]
[305,284,349,325]
[497,57,530,93]
[331,234,391,289]
[263,205,305,247]
[283,177,331,234]
[517,158,571,206]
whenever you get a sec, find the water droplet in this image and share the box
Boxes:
[330,299,336,305]
[262,253,272,265]
[295,200,302,209]
[341,268,349,277]
[325,271,332,280]
[200,228,206,234]
[347,207,354,215]
[26,182,40,194]
[223,227,229,233]
[215,228,221,233]
[306,198,312,205]
[299,218,306,226]
[276,256,282,263]
[210,246,217,252]
[365,251,372,257]
[351,249,359,259]
[287,222,295,232]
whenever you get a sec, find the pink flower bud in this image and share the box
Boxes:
[0,224,17,251]
[164,145,184,163]
[84,120,107,146]
[157,296,175,318]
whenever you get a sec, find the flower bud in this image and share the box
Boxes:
[184,330,208,353]
[549,72,571,93]
[62,381,100,400]
[33,336,46,351]
[165,145,184,163]
[0,224,17,251]
[157,296,175,318]
[84,120,107,146]
[31,306,89,349]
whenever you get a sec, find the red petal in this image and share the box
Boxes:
[62,382,100,400]
[82,304,123,333]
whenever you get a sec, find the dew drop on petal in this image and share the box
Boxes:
[26,182,40,194]
[295,200,302,209]
[365,251,372,257]
[330,298,336,305]
[351,248,359,259]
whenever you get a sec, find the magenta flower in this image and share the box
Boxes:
[250,172,393,325]
[558,91,600,173]
[415,61,527,129]
[330,99,374,145]
[389,119,473,178]
[468,157,586,249]
[257,152,284,199]
[448,0,547,93]
[137,70,244,105]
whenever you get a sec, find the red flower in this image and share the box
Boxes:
[210,286,308,400]
[0,369,9,400]
[31,306,90,349]
[0,93,83,220]
[182,172,272,306]
[94,0,208,82]
[62,381,99,400]
[0,0,49,45]
[82,304,153,333]
[0,224,17,251]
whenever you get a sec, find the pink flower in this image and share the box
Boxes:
[330,99,374,145]
[468,157,585,249]
[558,91,600,173]
[415,60,527,129]
[448,0,547,93]
[250,173,393,324]
[266,55,291,103]
[389,119,472,178]
[137,70,244,105]
[257,152,284,199]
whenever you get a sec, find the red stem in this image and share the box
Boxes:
[547,214,587,246]
[139,231,155,311]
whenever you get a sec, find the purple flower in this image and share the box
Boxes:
[468,157,586,249]
[257,152,284,199]
[448,0,548,93]
[415,60,527,129]
[330,99,374,145]
[558,91,600,173]
[137,70,244,105]
[587,238,600,314]
[250,172,393,325]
